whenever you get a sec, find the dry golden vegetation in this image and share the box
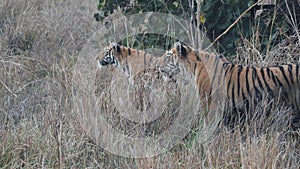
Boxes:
[0,0,299,168]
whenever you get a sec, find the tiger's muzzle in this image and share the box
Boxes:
[97,54,118,67]
[157,51,180,79]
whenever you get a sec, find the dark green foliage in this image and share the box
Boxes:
[94,0,299,57]
[121,34,174,51]
[201,0,255,56]
[94,0,189,22]
[94,0,188,50]
[202,0,299,57]
[94,0,131,21]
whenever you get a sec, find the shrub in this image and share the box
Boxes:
[94,0,299,57]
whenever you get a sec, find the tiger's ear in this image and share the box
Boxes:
[174,41,187,57]
[110,42,121,53]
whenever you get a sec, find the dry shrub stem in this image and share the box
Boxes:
[204,0,263,51]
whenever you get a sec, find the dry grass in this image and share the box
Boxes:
[0,0,299,168]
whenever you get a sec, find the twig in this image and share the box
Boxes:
[204,0,264,51]
[0,80,17,98]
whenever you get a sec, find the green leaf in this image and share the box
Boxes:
[173,1,179,8]
[97,0,106,10]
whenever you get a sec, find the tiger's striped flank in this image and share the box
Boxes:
[158,42,300,129]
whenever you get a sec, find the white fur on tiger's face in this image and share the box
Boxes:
[96,42,119,68]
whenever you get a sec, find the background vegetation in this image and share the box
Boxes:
[0,0,299,168]
[95,0,300,57]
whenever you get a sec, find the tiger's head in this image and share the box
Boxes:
[96,42,122,68]
[96,42,161,82]
[158,42,229,80]
[158,42,198,80]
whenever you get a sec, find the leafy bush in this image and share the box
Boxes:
[94,0,299,57]
[201,0,255,56]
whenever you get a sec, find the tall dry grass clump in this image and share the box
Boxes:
[0,0,101,168]
[0,0,299,168]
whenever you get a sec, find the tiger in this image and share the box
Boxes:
[96,42,160,82]
[96,42,167,112]
[157,41,300,129]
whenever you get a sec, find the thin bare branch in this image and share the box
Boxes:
[204,0,264,51]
